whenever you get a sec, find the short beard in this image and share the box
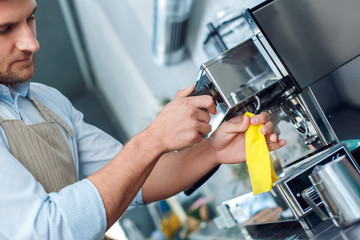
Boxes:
[0,63,36,85]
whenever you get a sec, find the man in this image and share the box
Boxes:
[0,0,286,239]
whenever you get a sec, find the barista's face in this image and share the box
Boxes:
[0,0,39,85]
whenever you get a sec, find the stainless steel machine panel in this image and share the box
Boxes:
[202,38,278,109]
[251,0,360,88]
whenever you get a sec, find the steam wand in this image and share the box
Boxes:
[253,95,261,115]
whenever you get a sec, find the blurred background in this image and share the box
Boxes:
[33,0,267,239]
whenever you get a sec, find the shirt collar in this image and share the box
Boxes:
[0,81,32,103]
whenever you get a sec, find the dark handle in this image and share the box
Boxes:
[184,84,221,195]
[184,165,220,195]
[188,85,214,97]
[188,83,220,105]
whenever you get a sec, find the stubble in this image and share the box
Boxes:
[0,57,36,85]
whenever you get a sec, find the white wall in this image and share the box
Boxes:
[74,0,198,138]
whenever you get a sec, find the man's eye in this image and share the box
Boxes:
[28,15,36,22]
[0,26,11,34]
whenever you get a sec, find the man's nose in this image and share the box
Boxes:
[15,24,40,53]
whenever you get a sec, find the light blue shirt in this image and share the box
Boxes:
[0,81,143,240]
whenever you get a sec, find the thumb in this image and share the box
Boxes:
[221,115,251,133]
[174,85,195,99]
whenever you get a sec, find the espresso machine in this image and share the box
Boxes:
[185,0,360,230]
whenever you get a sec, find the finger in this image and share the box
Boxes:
[260,121,274,135]
[198,122,212,136]
[251,111,270,125]
[220,115,251,133]
[174,85,195,99]
[197,109,211,123]
[226,114,244,123]
[265,133,278,143]
[270,133,280,143]
[267,139,286,151]
[188,95,217,115]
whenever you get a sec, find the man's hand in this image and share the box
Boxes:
[146,85,217,153]
[209,112,286,165]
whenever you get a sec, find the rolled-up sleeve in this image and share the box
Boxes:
[48,180,107,239]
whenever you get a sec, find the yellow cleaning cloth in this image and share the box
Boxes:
[245,112,278,195]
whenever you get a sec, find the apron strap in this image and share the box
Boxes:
[0,98,74,137]
[32,98,74,137]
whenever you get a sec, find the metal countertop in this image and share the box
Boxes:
[188,219,360,239]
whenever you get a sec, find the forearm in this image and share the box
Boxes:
[142,138,218,203]
[87,130,165,229]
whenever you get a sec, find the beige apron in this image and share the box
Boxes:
[0,98,77,193]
